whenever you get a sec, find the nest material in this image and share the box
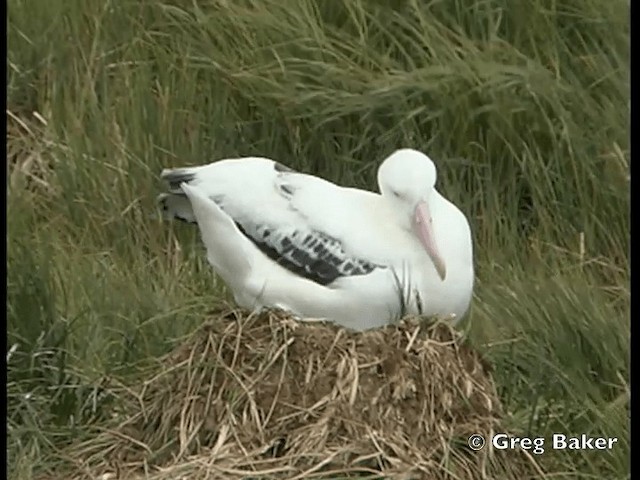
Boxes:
[65,309,538,479]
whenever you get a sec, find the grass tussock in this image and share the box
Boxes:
[56,309,538,479]
[8,0,628,478]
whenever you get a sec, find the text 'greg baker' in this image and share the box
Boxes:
[552,434,618,450]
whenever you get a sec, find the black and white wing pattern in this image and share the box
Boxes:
[233,221,381,286]
[160,158,386,286]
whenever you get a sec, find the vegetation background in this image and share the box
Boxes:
[7,0,629,478]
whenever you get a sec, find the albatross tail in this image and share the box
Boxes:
[177,182,254,285]
[157,192,197,223]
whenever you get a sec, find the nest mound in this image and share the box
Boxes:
[65,309,538,479]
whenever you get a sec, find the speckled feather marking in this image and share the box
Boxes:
[234,222,382,286]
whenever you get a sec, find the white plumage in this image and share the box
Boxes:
[158,148,474,330]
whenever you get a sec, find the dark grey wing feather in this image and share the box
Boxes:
[234,221,382,286]
[273,162,295,173]
[161,168,196,193]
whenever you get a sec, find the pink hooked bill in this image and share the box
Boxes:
[414,201,447,281]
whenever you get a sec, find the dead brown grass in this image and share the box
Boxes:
[57,309,543,479]
[7,110,58,198]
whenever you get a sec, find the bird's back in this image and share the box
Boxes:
[160,157,292,224]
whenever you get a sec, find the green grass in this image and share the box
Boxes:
[7,0,629,478]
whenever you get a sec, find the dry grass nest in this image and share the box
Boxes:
[62,309,542,480]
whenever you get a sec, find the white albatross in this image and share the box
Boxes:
[157,148,474,330]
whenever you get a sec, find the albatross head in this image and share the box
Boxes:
[378,149,447,281]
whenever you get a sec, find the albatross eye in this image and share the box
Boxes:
[391,190,403,198]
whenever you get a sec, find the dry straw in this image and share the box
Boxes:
[61,309,540,479]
